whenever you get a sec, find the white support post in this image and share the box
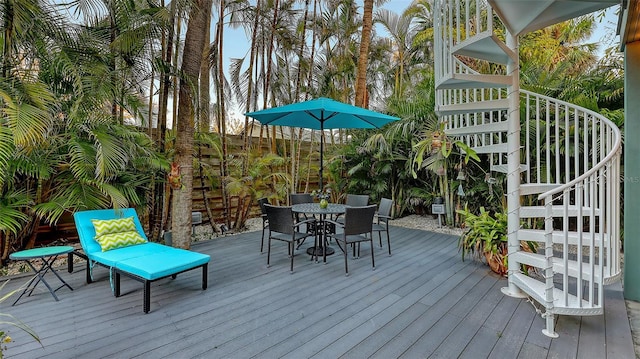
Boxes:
[501,32,526,299]
[542,196,559,338]
[544,311,558,338]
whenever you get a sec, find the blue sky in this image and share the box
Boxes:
[221,2,620,119]
[222,2,619,79]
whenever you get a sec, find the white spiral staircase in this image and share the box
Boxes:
[434,0,622,337]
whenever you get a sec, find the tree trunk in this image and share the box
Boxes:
[355,0,374,108]
[147,66,154,136]
[216,0,232,229]
[242,0,262,175]
[172,17,183,130]
[171,0,212,249]
[288,0,311,194]
[157,0,175,150]
[155,0,175,238]
[199,13,211,132]
[264,0,279,155]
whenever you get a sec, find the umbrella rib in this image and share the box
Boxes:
[351,115,380,128]
[304,110,339,123]
[261,113,291,125]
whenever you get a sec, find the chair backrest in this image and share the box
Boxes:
[257,197,269,215]
[290,193,313,205]
[345,194,369,207]
[378,198,393,220]
[264,204,295,235]
[73,208,147,256]
[343,205,377,235]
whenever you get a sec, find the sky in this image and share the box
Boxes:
[220,1,620,121]
[221,1,620,67]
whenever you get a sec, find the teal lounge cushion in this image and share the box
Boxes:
[90,242,171,267]
[115,248,210,280]
[75,209,147,256]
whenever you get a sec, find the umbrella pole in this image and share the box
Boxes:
[319,121,324,191]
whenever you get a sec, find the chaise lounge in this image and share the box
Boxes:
[73,208,210,313]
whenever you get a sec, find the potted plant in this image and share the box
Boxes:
[457,206,537,275]
[431,131,443,154]
[457,206,508,274]
[311,188,332,209]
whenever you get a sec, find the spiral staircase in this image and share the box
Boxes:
[433,0,622,337]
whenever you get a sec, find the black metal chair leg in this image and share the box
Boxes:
[114,271,121,297]
[143,280,151,313]
[343,242,349,276]
[202,264,208,290]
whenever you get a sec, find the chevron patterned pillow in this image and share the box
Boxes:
[92,217,137,238]
[95,231,147,251]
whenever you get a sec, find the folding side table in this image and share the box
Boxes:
[9,246,74,305]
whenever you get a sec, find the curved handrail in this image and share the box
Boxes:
[522,89,622,201]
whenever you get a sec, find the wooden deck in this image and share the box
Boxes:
[2,226,635,358]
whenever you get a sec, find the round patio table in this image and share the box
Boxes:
[9,246,74,305]
[292,203,346,259]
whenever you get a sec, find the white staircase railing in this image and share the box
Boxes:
[434,0,495,88]
[434,0,622,338]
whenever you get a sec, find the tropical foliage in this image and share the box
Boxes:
[0,280,41,356]
[0,0,624,263]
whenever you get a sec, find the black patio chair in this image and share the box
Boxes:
[289,193,318,241]
[289,193,314,205]
[373,198,393,256]
[345,194,369,207]
[258,197,269,253]
[264,204,316,273]
[325,205,377,276]
[334,194,370,223]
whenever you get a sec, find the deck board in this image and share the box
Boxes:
[1,225,635,358]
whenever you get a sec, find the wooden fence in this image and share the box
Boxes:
[37,134,322,243]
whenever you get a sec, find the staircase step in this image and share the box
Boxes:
[436,74,512,90]
[445,121,508,136]
[520,183,562,196]
[470,143,508,154]
[452,32,516,64]
[520,205,600,218]
[490,0,619,35]
[511,272,603,316]
[511,251,603,282]
[511,251,546,269]
[437,99,509,116]
[518,229,605,247]
[490,164,528,174]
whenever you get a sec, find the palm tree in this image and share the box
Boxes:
[520,16,598,89]
[374,6,421,100]
[354,0,375,108]
[171,0,212,249]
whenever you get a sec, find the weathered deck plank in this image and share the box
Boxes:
[1,225,635,358]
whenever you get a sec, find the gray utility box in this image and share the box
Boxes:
[431,204,445,214]
[164,212,203,245]
[191,211,203,225]
[431,204,446,228]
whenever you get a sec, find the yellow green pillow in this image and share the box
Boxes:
[92,217,137,238]
[95,231,147,251]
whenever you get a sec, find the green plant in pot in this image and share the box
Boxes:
[457,206,508,275]
[457,206,537,275]
[311,188,332,209]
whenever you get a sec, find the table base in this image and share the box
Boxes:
[12,255,73,305]
[306,246,335,257]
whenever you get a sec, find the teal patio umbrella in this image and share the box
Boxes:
[245,97,400,190]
